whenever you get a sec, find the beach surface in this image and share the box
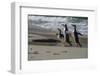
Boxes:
[28,45,88,61]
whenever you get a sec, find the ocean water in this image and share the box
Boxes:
[28,15,88,35]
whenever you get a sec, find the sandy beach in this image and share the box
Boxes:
[28,15,88,61]
[28,45,88,60]
[28,32,88,61]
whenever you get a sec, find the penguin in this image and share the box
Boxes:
[63,24,72,46]
[57,28,64,39]
[72,24,83,47]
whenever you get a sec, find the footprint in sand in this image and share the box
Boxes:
[46,51,51,53]
[62,50,68,53]
[33,51,39,54]
[53,53,60,55]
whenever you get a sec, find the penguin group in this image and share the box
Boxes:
[57,24,83,47]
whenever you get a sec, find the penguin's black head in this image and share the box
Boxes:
[62,24,68,27]
[57,28,60,31]
[65,24,67,26]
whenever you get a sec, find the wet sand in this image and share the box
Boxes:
[28,33,88,47]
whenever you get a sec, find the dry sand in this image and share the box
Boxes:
[28,45,88,61]
[28,33,88,61]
